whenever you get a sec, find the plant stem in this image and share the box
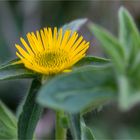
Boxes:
[68,113,81,140]
[55,111,67,140]
[118,75,129,110]
[18,78,43,140]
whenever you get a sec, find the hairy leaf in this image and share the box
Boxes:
[37,65,116,113]
[119,7,140,72]
[74,56,110,67]
[88,23,125,73]
[0,59,38,80]
[117,8,140,111]
[61,18,87,33]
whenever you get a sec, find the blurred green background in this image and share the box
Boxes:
[1,0,140,139]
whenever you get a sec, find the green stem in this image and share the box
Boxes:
[68,113,81,140]
[55,111,67,140]
[18,78,43,140]
[118,75,129,110]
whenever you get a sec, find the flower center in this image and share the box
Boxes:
[34,50,70,69]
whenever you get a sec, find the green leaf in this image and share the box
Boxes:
[81,120,95,140]
[88,23,125,73]
[119,7,140,72]
[18,79,43,140]
[37,65,116,113]
[0,59,38,80]
[119,7,140,49]
[74,56,110,67]
[117,7,140,111]
[68,113,81,140]
[61,18,87,32]
[0,100,17,139]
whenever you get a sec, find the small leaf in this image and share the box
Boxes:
[117,7,140,111]
[0,59,38,80]
[18,79,43,140]
[81,120,95,140]
[37,65,117,113]
[61,18,87,32]
[119,7,140,48]
[88,23,125,73]
[0,100,17,139]
[74,56,110,67]
[119,7,140,72]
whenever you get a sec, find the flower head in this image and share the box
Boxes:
[15,27,89,75]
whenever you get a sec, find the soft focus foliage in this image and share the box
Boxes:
[0,101,17,139]
[89,7,140,111]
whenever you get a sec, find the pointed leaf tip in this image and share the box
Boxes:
[0,59,38,80]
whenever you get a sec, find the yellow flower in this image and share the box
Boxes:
[15,27,89,75]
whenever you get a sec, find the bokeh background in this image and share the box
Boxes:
[1,0,140,139]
